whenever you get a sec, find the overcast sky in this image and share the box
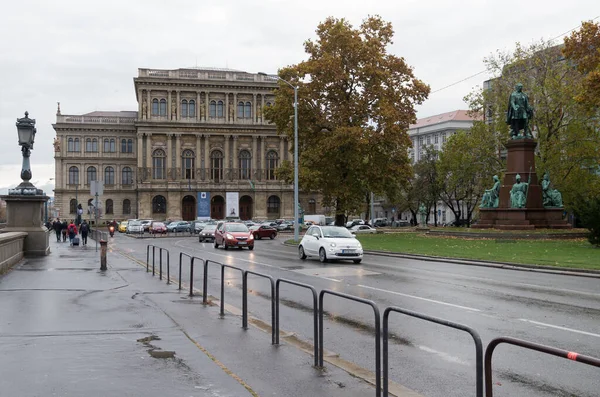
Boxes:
[0,0,596,195]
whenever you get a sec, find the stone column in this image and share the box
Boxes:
[167,134,173,180]
[232,136,238,178]
[145,133,152,171]
[279,137,285,162]
[259,136,265,173]
[252,136,258,176]
[137,133,143,168]
[196,91,201,121]
[146,90,151,120]
[205,92,209,121]
[175,134,182,179]
[261,94,265,124]
[224,135,230,176]
[176,91,181,121]
[204,134,211,180]
[225,94,230,123]
[196,135,201,177]
[138,89,143,119]
[167,91,172,120]
[253,93,257,124]
[233,93,238,122]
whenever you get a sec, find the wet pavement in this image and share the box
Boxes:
[0,238,380,397]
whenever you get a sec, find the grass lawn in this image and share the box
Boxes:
[355,233,599,270]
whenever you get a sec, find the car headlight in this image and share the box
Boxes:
[226,233,234,240]
[248,233,254,240]
[329,242,336,247]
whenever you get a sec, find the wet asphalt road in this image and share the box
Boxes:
[113,232,600,397]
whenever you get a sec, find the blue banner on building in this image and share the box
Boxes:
[197,192,211,219]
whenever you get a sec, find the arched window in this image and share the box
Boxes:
[308,199,316,214]
[122,199,131,215]
[237,101,245,118]
[74,138,80,152]
[87,166,97,184]
[159,99,167,116]
[244,102,252,119]
[68,166,79,185]
[105,199,114,214]
[267,195,280,216]
[69,199,77,214]
[188,100,195,117]
[68,138,74,152]
[152,195,166,214]
[152,99,159,115]
[210,150,223,182]
[152,149,166,179]
[181,100,188,118]
[122,166,133,185]
[239,150,251,179]
[182,149,195,179]
[104,166,115,185]
[209,100,216,118]
[217,100,224,118]
[266,150,279,180]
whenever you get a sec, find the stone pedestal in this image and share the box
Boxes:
[0,194,50,256]
[473,138,570,230]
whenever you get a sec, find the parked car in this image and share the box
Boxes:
[167,221,191,233]
[298,225,363,264]
[214,222,254,250]
[276,222,292,231]
[249,225,278,240]
[118,221,128,233]
[149,221,167,234]
[198,224,217,242]
[140,219,153,232]
[349,225,377,234]
[127,220,144,234]
[345,219,365,228]
[372,218,389,227]
[190,220,206,234]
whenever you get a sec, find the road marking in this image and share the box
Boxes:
[519,319,600,338]
[357,284,481,312]
[418,345,469,365]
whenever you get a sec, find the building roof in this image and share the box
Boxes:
[409,110,478,129]
[83,111,138,118]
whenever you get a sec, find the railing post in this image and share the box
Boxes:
[165,250,170,284]
[242,271,248,329]
[189,256,195,297]
[159,248,163,280]
[220,265,225,317]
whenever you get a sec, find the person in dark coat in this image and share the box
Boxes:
[61,220,68,242]
[53,218,62,242]
[80,220,89,246]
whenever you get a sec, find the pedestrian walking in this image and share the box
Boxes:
[67,221,78,246]
[80,220,89,246]
[61,220,68,242]
[53,218,62,242]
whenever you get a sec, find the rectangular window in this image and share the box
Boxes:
[434,134,439,144]
[426,135,431,145]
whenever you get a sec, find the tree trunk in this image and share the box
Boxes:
[335,198,345,226]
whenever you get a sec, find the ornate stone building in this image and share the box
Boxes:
[52,67,323,222]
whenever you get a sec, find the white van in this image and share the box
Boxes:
[303,214,326,225]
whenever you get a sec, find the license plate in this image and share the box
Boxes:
[238,241,247,245]
[342,249,355,253]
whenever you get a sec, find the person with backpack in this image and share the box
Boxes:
[61,220,68,242]
[53,218,62,242]
[67,221,78,246]
[80,220,89,246]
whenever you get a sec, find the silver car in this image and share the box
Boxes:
[127,220,144,234]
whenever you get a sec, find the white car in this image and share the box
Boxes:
[298,225,363,264]
[127,220,144,234]
[349,225,377,234]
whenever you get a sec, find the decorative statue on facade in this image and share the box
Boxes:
[480,175,500,208]
[53,137,60,152]
[171,98,177,120]
[510,174,529,208]
[229,101,234,120]
[142,98,148,119]
[506,83,533,139]
[199,98,205,119]
[541,172,563,208]
[418,203,427,225]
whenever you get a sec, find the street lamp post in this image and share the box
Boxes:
[258,72,300,241]
[10,112,43,196]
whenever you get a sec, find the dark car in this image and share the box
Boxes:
[198,224,217,242]
[249,225,278,240]
[214,222,254,250]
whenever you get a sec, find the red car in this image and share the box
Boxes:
[214,222,254,250]
[149,221,167,234]
[249,225,278,240]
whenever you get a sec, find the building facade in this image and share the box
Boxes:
[52,68,325,223]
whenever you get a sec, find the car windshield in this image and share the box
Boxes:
[249,226,259,230]
[203,225,216,231]
[226,224,249,232]
[321,226,353,238]
[130,221,141,226]
[153,222,165,227]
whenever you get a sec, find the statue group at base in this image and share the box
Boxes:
[541,173,563,208]
[480,175,500,208]
[510,174,529,208]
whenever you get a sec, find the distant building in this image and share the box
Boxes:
[52,67,326,222]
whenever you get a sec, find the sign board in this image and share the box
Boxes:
[197,192,211,219]
[90,180,104,196]
[226,192,239,218]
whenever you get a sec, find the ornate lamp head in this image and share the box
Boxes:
[16,111,36,149]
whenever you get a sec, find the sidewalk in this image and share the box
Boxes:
[0,238,380,397]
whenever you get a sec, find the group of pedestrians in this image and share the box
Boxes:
[51,218,89,246]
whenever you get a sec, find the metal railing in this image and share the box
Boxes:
[243,270,276,344]
[145,244,169,281]
[178,252,196,294]
[319,290,381,397]
[276,279,319,366]
[485,336,600,397]
[383,307,484,397]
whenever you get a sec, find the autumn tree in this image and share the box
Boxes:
[564,20,600,110]
[471,39,600,208]
[264,16,429,226]
[413,146,442,225]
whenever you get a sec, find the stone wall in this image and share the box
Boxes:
[0,232,27,275]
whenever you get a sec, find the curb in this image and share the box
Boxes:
[282,241,600,279]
